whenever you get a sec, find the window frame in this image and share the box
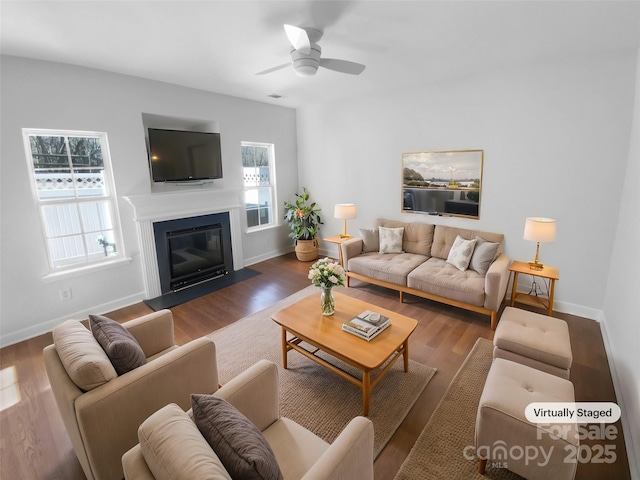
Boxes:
[22,128,125,274]
[241,141,277,232]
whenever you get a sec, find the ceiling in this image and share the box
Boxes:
[2,1,640,109]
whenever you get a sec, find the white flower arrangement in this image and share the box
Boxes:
[308,257,346,289]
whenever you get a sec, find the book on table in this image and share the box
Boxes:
[342,310,391,341]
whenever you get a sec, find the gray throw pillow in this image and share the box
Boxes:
[192,394,283,480]
[469,236,500,275]
[89,314,146,375]
[359,228,379,253]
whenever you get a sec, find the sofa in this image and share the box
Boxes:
[43,310,219,480]
[341,219,510,329]
[122,359,375,480]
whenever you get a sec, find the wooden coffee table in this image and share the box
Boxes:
[271,291,418,416]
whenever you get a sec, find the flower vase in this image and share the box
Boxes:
[320,287,335,316]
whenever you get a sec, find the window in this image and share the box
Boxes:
[23,129,123,271]
[241,142,276,230]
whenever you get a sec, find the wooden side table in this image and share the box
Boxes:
[508,260,559,316]
[323,235,352,266]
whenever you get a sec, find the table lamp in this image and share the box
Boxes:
[523,217,556,270]
[334,204,357,238]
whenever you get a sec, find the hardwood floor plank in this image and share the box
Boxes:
[0,253,631,479]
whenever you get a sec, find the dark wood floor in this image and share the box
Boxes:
[0,253,630,479]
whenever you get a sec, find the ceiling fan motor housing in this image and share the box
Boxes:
[291,45,321,77]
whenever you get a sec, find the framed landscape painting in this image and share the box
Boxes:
[402,150,483,219]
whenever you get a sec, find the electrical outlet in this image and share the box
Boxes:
[60,287,72,302]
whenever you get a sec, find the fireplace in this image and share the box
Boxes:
[153,212,233,294]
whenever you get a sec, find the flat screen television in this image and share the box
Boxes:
[148,128,223,182]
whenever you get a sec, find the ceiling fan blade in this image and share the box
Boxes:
[284,24,311,55]
[256,63,291,75]
[319,58,366,75]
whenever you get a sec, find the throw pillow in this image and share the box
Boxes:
[89,314,146,375]
[379,226,404,254]
[446,235,477,271]
[191,394,283,480]
[359,228,379,253]
[138,403,232,480]
[469,236,500,275]
[52,320,117,391]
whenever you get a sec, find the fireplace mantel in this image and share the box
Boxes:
[124,189,244,299]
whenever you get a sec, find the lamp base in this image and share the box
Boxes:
[528,261,544,271]
[339,233,351,239]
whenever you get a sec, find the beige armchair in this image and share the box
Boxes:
[122,359,375,480]
[43,309,219,480]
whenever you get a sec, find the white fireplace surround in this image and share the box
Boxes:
[124,188,244,299]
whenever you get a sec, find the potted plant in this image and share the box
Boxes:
[284,188,323,261]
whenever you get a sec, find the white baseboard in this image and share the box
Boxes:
[0,292,145,349]
[599,318,640,480]
[509,282,604,322]
[2,248,297,349]
[243,246,293,267]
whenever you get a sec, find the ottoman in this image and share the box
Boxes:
[494,307,572,379]
[475,359,578,479]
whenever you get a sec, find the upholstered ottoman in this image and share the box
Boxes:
[475,358,578,480]
[493,307,572,379]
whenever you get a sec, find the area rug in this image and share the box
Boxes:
[394,338,523,479]
[207,285,436,457]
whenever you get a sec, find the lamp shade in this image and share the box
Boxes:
[334,204,357,219]
[523,217,556,243]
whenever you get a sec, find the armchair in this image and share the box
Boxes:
[122,359,375,480]
[43,309,219,480]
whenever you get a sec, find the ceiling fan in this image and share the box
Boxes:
[256,24,366,77]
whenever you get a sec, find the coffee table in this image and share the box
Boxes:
[271,291,418,416]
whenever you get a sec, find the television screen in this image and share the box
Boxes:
[148,128,223,182]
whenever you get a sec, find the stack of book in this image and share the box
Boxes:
[342,310,391,341]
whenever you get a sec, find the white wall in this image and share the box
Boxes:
[298,51,637,318]
[602,46,640,479]
[0,55,298,346]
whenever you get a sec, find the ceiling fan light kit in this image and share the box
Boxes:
[291,46,321,77]
[257,24,366,78]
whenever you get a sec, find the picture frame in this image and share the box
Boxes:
[402,149,483,219]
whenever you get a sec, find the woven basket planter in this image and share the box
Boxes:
[295,238,319,261]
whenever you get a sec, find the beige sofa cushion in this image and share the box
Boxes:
[377,219,434,256]
[407,257,485,307]
[138,403,232,480]
[431,225,503,260]
[348,252,428,286]
[52,319,117,391]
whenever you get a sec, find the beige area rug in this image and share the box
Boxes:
[207,285,436,457]
[394,338,524,480]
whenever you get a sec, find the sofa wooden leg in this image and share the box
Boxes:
[399,291,404,303]
[478,458,487,475]
[490,311,497,330]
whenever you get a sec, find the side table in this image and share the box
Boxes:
[323,235,351,266]
[508,260,559,316]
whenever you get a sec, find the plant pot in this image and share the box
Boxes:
[295,238,319,262]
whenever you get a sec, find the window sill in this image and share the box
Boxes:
[42,257,133,283]
[246,223,279,234]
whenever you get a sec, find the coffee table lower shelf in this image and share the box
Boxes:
[281,329,409,416]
